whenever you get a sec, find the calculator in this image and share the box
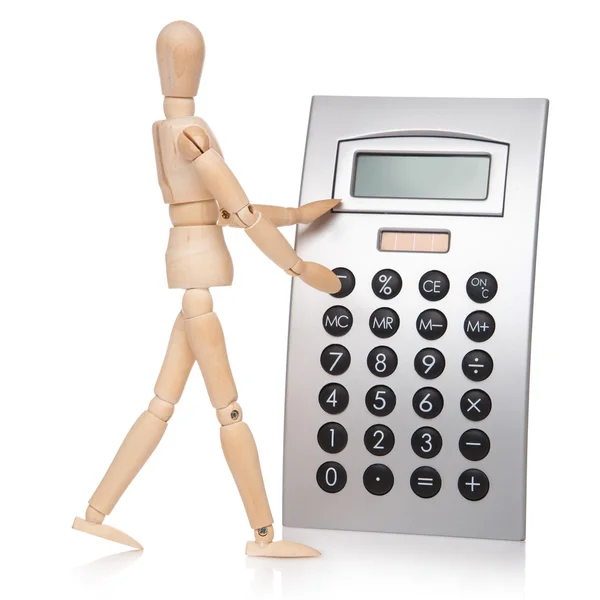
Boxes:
[282,96,548,541]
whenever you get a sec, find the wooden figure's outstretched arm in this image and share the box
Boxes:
[178,129,341,295]
[251,199,340,228]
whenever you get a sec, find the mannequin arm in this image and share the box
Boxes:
[178,129,341,294]
[251,200,340,228]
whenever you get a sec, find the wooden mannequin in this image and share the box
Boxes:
[72,20,341,558]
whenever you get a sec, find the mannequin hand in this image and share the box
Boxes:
[297,199,341,224]
[289,260,341,294]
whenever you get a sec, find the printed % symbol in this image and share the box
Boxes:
[379,274,393,295]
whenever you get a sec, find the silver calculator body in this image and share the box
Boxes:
[282,96,548,541]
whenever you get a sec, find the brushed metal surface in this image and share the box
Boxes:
[283,96,548,541]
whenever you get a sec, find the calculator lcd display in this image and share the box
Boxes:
[352,153,491,200]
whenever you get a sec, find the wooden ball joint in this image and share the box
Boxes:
[72,20,341,557]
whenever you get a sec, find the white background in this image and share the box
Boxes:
[1,1,598,598]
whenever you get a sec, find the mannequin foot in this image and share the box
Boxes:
[72,509,143,550]
[245,540,320,558]
[245,525,320,558]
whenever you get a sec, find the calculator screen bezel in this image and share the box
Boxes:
[333,135,509,217]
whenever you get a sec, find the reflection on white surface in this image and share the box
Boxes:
[246,527,526,599]
[68,527,525,599]
[72,550,143,581]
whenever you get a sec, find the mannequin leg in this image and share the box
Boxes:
[182,288,319,558]
[72,312,195,549]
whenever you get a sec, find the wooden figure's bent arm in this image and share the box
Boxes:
[178,129,341,294]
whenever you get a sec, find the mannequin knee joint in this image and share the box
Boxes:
[149,396,175,422]
[216,401,243,426]
[182,289,213,319]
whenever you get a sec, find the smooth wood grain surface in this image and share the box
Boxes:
[156,21,205,98]
[245,212,299,270]
[153,312,194,404]
[152,117,222,205]
[183,310,238,410]
[192,148,250,213]
[220,422,274,530]
[165,225,234,289]
[88,410,167,516]
[253,199,340,227]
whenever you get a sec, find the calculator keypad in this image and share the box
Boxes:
[320,344,351,375]
[414,348,446,379]
[460,389,492,421]
[412,387,444,419]
[365,385,396,416]
[464,311,495,342]
[466,272,498,303]
[462,350,494,381]
[459,429,491,461]
[458,469,490,501]
[316,461,347,493]
[322,306,353,336]
[419,270,450,301]
[410,466,442,498]
[363,464,395,496]
[319,383,349,415]
[364,424,395,456]
[317,422,348,454]
[372,269,402,299]
[330,267,356,299]
[416,309,447,340]
[411,427,443,458]
[367,346,398,377]
[369,307,400,338]
[316,268,496,502]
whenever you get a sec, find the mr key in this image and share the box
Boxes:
[283,96,548,541]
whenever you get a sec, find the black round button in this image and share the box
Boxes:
[459,429,491,461]
[320,344,351,375]
[416,309,447,340]
[412,387,444,419]
[372,269,402,300]
[317,422,348,454]
[460,389,492,421]
[414,348,445,379]
[322,306,353,337]
[419,270,450,301]
[466,272,498,304]
[410,466,442,498]
[458,468,490,501]
[369,307,400,338]
[464,311,495,342]
[462,350,493,381]
[319,383,349,415]
[368,346,398,377]
[317,461,347,493]
[411,427,443,458]
[365,385,396,417]
[331,267,355,299]
[364,424,395,456]
[363,464,394,496]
